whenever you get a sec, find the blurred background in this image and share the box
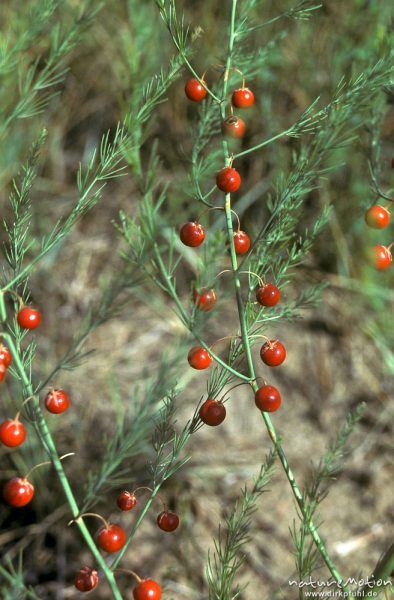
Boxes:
[0,1,393,598]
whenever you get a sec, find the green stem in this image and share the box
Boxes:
[219,1,347,590]
[361,541,394,597]
[0,294,123,600]
[234,127,291,160]
[0,564,41,600]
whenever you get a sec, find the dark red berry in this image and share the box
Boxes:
[180,222,205,247]
[157,510,180,532]
[260,340,286,367]
[0,419,26,447]
[187,346,213,370]
[45,389,70,414]
[232,87,255,108]
[365,205,390,229]
[97,523,126,553]
[233,230,250,255]
[3,477,34,507]
[256,283,280,307]
[391,157,394,169]
[222,116,246,139]
[193,288,217,312]
[117,490,137,511]
[370,245,392,270]
[74,566,99,592]
[255,385,282,412]
[17,306,41,329]
[216,167,241,193]
[133,579,162,600]
[0,344,12,367]
[199,399,226,426]
[185,78,207,102]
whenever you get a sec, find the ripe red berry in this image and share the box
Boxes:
[185,78,207,102]
[97,523,126,553]
[364,205,390,229]
[256,283,281,307]
[157,510,180,532]
[0,364,7,382]
[370,245,392,270]
[199,399,226,426]
[74,566,99,592]
[0,418,26,447]
[0,344,12,367]
[222,116,246,139]
[193,288,217,312]
[260,340,286,367]
[17,306,41,329]
[45,389,70,414]
[3,477,34,507]
[232,87,255,109]
[187,346,213,370]
[180,222,206,247]
[233,230,250,255]
[133,579,162,600]
[216,167,241,193]
[117,490,137,511]
[255,385,282,412]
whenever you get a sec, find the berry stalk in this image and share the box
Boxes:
[218,0,347,590]
[0,294,123,600]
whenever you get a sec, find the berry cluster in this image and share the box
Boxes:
[365,159,394,270]
[72,487,179,594]
[1,299,166,596]
[181,74,286,425]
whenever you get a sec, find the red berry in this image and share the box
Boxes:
[256,283,281,307]
[199,399,226,426]
[185,78,207,102]
[0,344,12,367]
[233,230,250,255]
[157,510,180,532]
[17,306,41,329]
[74,566,99,592]
[222,116,246,139]
[0,364,7,382]
[0,419,26,447]
[180,222,205,247]
[370,245,392,270]
[117,490,137,511]
[133,579,162,600]
[232,87,255,109]
[365,205,390,229]
[260,340,286,367]
[216,167,241,193]
[44,389,70,414]
[97,523,126,553]
[193,288,217,312]
[3,477,34,507]
[391,157,394,169]
[187,346,213,370]
[255,385,282,412]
